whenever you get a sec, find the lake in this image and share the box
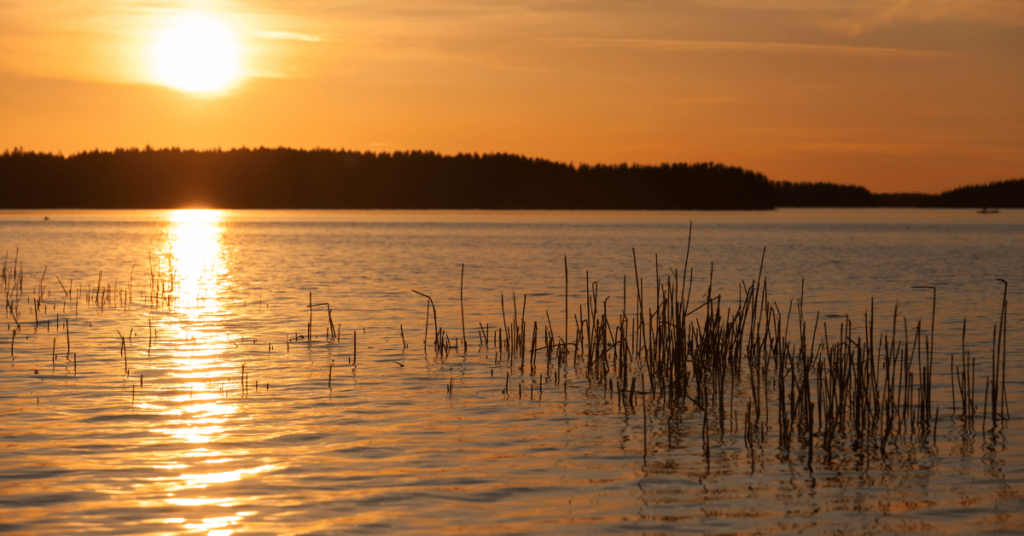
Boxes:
[1,208,1022,535]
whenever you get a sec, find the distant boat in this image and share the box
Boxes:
[978,197,999,214]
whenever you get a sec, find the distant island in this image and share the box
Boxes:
[1,147,1021,210]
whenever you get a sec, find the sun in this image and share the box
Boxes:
[151,13,242,94]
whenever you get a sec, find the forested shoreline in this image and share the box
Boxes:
[1,147,1020,209]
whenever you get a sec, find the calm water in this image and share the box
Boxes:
[1,208,1022,535]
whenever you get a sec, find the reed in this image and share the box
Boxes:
[1,243,1013,474]
[436,246,1014,467]
[460,264,467,352]
[118,330,128,375]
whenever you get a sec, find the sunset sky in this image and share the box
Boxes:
[1,0,1021,193]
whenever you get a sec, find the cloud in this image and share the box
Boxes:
[791,141,936,156]
[254,30,322,42]
[695,0,1024,35]
[829,0,1024,34]
[546,37,955,59]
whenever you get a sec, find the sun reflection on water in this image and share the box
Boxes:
[165,209,227,318]
[147,210,275,534]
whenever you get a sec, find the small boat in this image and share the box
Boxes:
[978,197,999,214]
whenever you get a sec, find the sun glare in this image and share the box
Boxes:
[151,13,242,94]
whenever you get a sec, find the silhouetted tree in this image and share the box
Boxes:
[2,147,1017,210]
[0,148,773,210]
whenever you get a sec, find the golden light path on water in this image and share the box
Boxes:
[143,209,275,536]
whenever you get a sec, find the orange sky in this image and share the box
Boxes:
[1,0,1021,193]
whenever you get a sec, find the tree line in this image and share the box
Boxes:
[0,147,1019,209]
[772,179,1024,208]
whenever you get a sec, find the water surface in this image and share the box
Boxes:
[1,208,1022,535]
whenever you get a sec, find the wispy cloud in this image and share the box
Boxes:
[696,0,1024,35]
[826,0,1024,35]
[792,141,936,155]
[546,37,955,59]
[254,30,322,42]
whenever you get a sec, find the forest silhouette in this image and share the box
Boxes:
[1,147,1020,210]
